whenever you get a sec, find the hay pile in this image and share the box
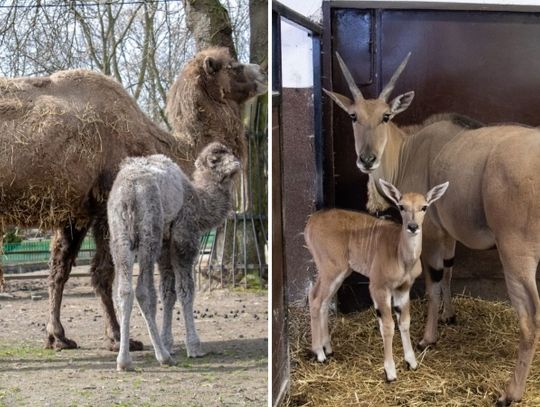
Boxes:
[284,296,540,406]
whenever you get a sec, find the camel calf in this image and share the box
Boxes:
[107,142,240,371]
[305,179,448,381]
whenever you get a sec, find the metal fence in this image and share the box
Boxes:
[195,98,268,290]
[3,238,96,265]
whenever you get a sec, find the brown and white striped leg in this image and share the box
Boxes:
[393,287,417,370]
[370,285,396,382]
[309,270,349,362]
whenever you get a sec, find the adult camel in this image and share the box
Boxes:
[0,47,266,351]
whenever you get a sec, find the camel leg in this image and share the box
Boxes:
[171,237,205,358]
[46,224,87,349]
[496,246,540,406]
[135,252,174,367]
[370,285,396,382]
[393,286,417,370]
[113,242,135,371]
[92,215,143,351]
[158,238,176,354]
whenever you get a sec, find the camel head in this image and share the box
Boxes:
[324,52,414,173]
[195,142,241,184]
[197,47,267,103]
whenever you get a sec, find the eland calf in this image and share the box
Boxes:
[306,179,448,382]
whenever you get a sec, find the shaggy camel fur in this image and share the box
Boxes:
[326,52,540,405]
[108,143,239,371]
[306,180,448,382]
[0,47,265,351]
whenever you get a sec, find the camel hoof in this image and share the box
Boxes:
[186,343,205,358]
[45,335,78,350]
[163,340,174,355]
[129,339,144,351]
[117,363,134,372]
[160,356,176,367]
[108,338,144,352]
[187,349,206,358]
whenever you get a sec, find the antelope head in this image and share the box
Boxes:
[324,53,414,173]
[379,179,449,235]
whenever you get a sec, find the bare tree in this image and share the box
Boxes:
[183,0,237,59]
[249,0,267,68]
[0,0,251,123]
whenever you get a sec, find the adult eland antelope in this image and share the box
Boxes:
[324,52,540,405]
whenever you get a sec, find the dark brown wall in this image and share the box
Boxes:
[272,102,289,404]
[281,88,318,303]
[322,7,540,309]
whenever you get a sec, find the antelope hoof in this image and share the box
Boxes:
[384,369,397,383]
[45,335,78,350]
[323,345,334,358]
[441,315,457,325]
[496,390,520,406]
[405,360,418,371]
[495,397,513,406]
[415,340,435,351]
[313,349,327,363]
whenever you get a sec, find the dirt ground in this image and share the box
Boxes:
[0,266,268,407]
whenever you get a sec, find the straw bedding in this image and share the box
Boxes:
[284,296,540,406]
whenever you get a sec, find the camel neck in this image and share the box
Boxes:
[190,177,233,232]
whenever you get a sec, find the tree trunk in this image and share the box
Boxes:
[182,0,268,288]
[249,0,268,69]
[183,0,237,58]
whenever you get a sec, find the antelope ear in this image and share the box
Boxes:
[426,181,449,205]
[389,91,415,115]
[204,56,222,75]
[323,89,353,113]
[378,179,402,207]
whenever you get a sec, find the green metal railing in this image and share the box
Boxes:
[2,238,96,265]
[2,231,216,267]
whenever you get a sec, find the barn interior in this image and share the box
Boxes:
[272,1,540,405]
